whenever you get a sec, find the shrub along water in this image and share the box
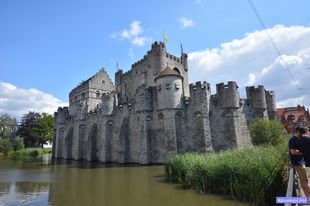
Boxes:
[14,148,51,158]
[166,144,288,206]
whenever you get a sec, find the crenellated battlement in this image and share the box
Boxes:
[189,81,210,94]
[265,90,277,117]
[216,81,240,109]
[131,41,166,68]
[55,107,69,124]
[246,85,267,110]
[151,41,166,50]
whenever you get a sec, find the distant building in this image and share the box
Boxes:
[277,105,310,134]
[53,41,277,164]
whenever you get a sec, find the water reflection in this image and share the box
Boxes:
[0,156,249,206]
[0,182,48,206]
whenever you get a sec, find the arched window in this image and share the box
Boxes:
[95,90,100,98]
[173,67,181,75]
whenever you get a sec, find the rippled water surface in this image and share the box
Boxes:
[0,155,249,206]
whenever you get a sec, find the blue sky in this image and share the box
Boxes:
[1,0,310,118]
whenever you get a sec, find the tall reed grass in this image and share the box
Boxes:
[166,144,288,205]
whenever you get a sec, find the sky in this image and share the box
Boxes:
[0,0,310,119]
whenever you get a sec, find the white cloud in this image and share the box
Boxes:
[121,21,142,38]
[111,20,150,47]
[188,25,310,108]
[0,82,68,120]
[179,17,195,28]
[131,36,147,47]
[247,73,256,85]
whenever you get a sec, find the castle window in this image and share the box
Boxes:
[158,85,161,91]
[102,80,105,84]
[195,111,202,118]
[175,84,180,90]
[146,115,152,121]
[158,113,164,119]
[166,83,171,89]
[81,92,85,98]
[96,90,100,98]
[173,67,181,75]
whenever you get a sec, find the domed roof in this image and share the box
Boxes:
[154,66,182,81]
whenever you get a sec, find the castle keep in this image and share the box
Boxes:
[52,41,277,164]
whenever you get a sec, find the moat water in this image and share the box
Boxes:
[0,155,249,206]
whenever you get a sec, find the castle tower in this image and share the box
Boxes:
[216,81,240,108]
[246,85,268,119]
[266,90,277,119]
[148,41,167,76]
[155,66,184,110]
[213,82,251,150]
[52,107,69,159]
[153,66,183,162]
[186,81,213,153]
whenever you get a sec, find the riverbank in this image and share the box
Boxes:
[0,147,52,158]
[166,144,288,206]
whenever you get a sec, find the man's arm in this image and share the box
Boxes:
[290,149,302,155]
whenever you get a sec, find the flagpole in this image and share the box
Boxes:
[180,42,183,56]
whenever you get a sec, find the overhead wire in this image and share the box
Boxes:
[247,0,303,91]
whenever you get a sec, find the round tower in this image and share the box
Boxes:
[155,66,183,110]
[149,41,167,75]
[266,90,277,119]
[246,85,267,110]
[216,81,240,109]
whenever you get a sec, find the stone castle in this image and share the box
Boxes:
[52,41,277,164]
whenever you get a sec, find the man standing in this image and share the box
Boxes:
[297,127,310,176]
[289,127,310,198]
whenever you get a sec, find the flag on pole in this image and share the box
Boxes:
[163,32,168,44]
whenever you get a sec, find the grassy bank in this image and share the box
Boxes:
[166,144,288,206]
[0,148,52,158]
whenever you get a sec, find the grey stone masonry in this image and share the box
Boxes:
[52,41,277,164]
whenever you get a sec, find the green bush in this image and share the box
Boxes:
[166,145,288,205]
[250,119,287,146]
[11,136,25,151]
[0,139,14,154]
[29,149,39,157]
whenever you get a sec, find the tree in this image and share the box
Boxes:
[0,139,13,154]
[34,113,54,147]
[250,118,288,146]
[17,111,42,147]
[0,114,17,139]
[17,112,54,148]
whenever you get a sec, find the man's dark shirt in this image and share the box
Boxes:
[289,136,304,166]
[297,136,310,167]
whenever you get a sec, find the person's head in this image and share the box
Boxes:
[297,127,307,137]
[295,126,301,137]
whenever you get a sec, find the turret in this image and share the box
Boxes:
[246,85,267,110]
[148,41,167,75]
[181,53,188,71]
[189,81,211,114]
[246,85,268,119]
[55,107,69,124]
[216,81,240,109]
[155,66,183,110]
[115,69,123,86]
[266,90,277,119]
